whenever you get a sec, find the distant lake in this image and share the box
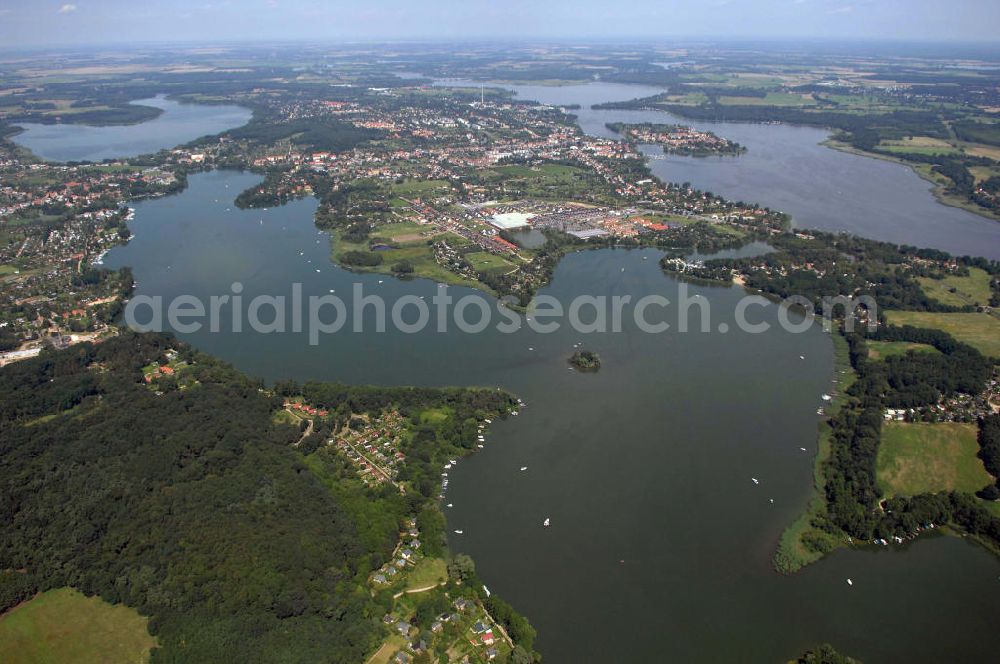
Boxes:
[434,79,1000,260]
[9,95,251,162]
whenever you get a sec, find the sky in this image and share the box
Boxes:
[0,0,998,48]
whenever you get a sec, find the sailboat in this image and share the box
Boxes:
[543,517,550,527]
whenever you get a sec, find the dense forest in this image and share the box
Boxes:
[0,332,519,662]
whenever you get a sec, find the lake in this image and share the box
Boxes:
[9,95,251,163]
[434,79,1000,260]
[104,170,1000,663]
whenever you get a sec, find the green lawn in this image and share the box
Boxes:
[866,340,940,360]
[333,228,488,292]
[404,557,448,591]
[877,422,993,498]
[884,310,1000,358]
[419,407,452,425]
[464,251,515,273]
[370,221,434,241]
[917,268,993,308]
[389,179,451,199]
[0,588,156,664]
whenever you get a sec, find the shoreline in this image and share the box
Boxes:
[821,138,1000,225]
[773,329,856,573]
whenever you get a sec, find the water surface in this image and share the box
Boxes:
[104,171,1000,663]
[10,95,251,162]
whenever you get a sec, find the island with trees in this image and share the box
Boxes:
[569,350,601,372]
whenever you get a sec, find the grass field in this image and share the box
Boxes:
[405,557,448,591]
[419,406,452,425]
[364,634,407,664]
[389,179,451,199]
[877,422,993,497]
[883,310,1000,358]
[917,267,993,307]
[0,588,155,664]
[879,136,962,156]
[867,340,940,360]
[717,92,813,106]
[464,251,515,273]
[332,230,486,291]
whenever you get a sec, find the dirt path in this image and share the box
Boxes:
[391,581,445,600]
[293,416,313,447]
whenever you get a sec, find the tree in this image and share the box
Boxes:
[448,554,476,583]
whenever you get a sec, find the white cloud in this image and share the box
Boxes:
[58,3,77,13]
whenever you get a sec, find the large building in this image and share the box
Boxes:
[489,212,535,230]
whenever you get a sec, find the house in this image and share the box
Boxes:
[482,630,495,646]
[396,621,411,636]
[454,598,471,612]
[400,548,414,560]
[431,621,443,633]
[383,614,396,624]
[486,647,498,660]
[373,574,387,584]
[409,539,421,549]
[391,652,411,664]
[472,620,488,634]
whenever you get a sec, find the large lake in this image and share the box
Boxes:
[104,170,1000,663]
[435,79,1000,260]
[9,95,251,163]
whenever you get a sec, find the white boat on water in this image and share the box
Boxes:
[446,503,453,508]
[454,530,463,534]
[543,517,550,527]
[847,578,853,586]
[520,466,528,471]
[751,478,760,485]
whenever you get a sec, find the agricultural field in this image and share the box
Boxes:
[884,311,1000,358]
[876,422,993,498]
[0,588,156,664]
[878,136,962,157]
[717,92,813,107]
[917,267,994,308]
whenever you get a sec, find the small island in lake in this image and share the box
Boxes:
[569,350,601,372]
[606,122,746,157]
